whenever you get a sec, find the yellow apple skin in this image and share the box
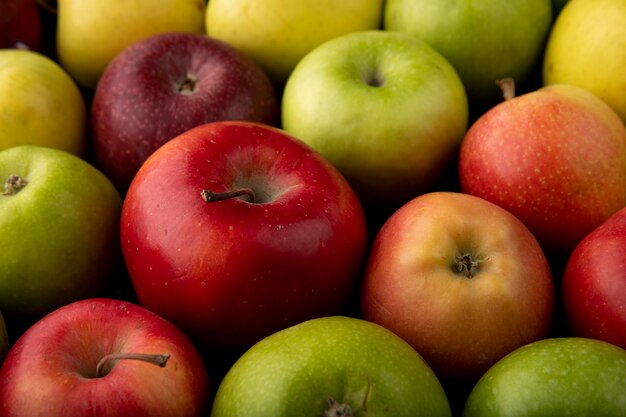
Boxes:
[543,0,626,122]
[0,50,86,156]
[206,0,384,85]
[57,0,206,89]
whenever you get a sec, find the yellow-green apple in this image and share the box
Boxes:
[211,316,452,417]
[282,30,468,208]
[361,192,554,381]
[0,298,210,417]
[459,82,626,254]
[0,49,86,156]
[0,146,122,318]
[205,0,384,85]
[562,206,626,349]
[0,311,7,364]
[463,338,626,416]
[121,121,368,350]
[0,0,41,50]
[92,32,280,193]
[384,0,552,104]
[56,0,206,89]
[543,0,626,122]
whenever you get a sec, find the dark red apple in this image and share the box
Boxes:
[120,121,368,350]
[0,0,42,51]
[92,32,280,192]
[562,206,626,349]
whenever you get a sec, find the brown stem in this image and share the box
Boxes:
[496,77,516,101]
[95,353,170,378]
[3,175,27,196]
[200,188,256,203]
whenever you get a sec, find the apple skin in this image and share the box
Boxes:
[561,206,626,349]
[463,337,626,416]
[0,0,42,51]
[361,192,554,381]
[211,316,452,417]
[0,146,122,318]
[282,30,468,207]
[92,32,280,193]
[543,0,626,122]
[0,298,210,417]
[57,0,206,88]
[459,83,626,254]
[206,0,384,85]
[121,121,368,350]
[384,0,552,104]
[0,49,87,156]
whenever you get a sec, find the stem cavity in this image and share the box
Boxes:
[453,253,484,279]
[324,377,372,417]
[95,353,170,378]
[3,175,27,196]
[177,73,199,94]
[200,188,256,203]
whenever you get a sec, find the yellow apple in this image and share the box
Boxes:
[57,0,206,89]
[543,0,626,122]
[205,0,384,85]
[0,49,86,156]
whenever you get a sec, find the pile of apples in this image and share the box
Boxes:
[1,0,625,416]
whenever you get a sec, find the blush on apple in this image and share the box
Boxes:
[92,32,280,193]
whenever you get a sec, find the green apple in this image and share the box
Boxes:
[57,0,206,89]
[205,0,384,85]
[0,311,8,364]
[0,146,122,318]
[282,30,468,207]
[211,316,452,417]
[463,338,626,417]
[543,0,626,123]
[0,49,86,157]
[384,0,553,104]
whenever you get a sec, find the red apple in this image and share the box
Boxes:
[92,32,280,192]
[121,121,368,350]
[459,81,626,254]
[0,0,41,51]
[0,298,210,417]
[562,206,626,349]
[361,191,554,381]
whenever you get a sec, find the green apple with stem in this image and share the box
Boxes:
[384,0,552,105]
[543,0,626,123]
[206,0,384,85]
[211,316,452,417]
[0,146,122,318]
[57,0,206,89]
[282,30,468,208]
[0,49,87,156]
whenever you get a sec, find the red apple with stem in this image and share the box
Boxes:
[121,121,368,350]
[459,79,626,254]
[92,32,280,193]
[561,206,626,349]
[0,298,210,417]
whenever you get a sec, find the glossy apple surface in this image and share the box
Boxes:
[459,83,626,254]
[211,316,452,417]
[206,0,383,85]
[0,49,87,156]
[384,0,552,104]
[562,206,626,349]
[92,32,279,192]
[0,0,42,50]
[282,30,468,207]
[0,298,210,417]
[543,0,626,122]
[0,146,122,318]
[121,121,368,349]
[361,192,554,381]
[463,338,626,416]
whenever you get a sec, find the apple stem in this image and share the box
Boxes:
[3,175,27,196]
[200,188,256,203]
[95,353,170,378]
[453,253,483,279]
[496,77,516,101]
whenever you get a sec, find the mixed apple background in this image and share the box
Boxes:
[0,0,625,416]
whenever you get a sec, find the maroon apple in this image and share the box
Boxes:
[0,298,210,417]
[0,0,41,51]
[92,32,280,192]
[459,80,626,254]
[562,206,626,349]
[120,121,368,350]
